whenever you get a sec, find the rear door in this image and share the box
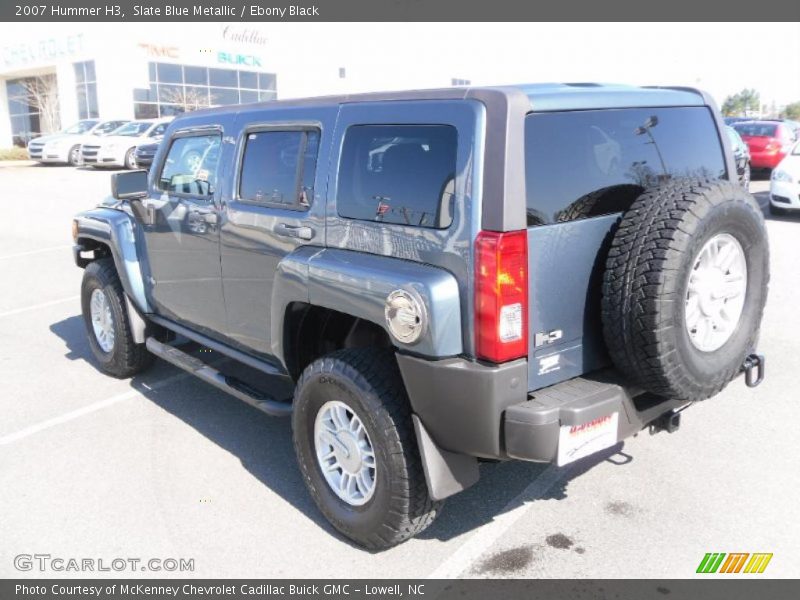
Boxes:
[219,106,337,355]
[524,106,727,391]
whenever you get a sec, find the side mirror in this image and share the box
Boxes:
[111,170,148,200]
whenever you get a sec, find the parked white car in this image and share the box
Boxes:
[770,141,800,215]
[81,118,171,169]
[27,119,129,165]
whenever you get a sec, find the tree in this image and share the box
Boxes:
[721,88,761,117]
[19,75,60,134]
[782,102,800,121]
[158,86,216,112]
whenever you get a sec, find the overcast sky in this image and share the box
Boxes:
[6,22,799,107]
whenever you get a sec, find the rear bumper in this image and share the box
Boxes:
[397,354,686,463]
[750,151,785,169]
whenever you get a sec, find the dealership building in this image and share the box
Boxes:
[0,23,471,147]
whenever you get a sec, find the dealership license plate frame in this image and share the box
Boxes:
[556,412,619,466]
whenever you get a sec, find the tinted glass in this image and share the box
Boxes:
[211,87,239,105]
[157,63,182,84]
[239,130,320,210]
[134,104,159,119]
[259,73,276,90]
[337,125,457,229]
[525,107,726,226]
[239,71,258,89]
[114,122,152,136]
[158,134,221,197]
[733,122,777,137]
[184,66,208,86]
[209,68,238,87]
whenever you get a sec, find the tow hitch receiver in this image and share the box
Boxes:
[742,353,765,388]
[650,409,682,435]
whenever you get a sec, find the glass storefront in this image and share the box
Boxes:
[133,61,277,118]
[74,61,99,119]
[6,77,52,146]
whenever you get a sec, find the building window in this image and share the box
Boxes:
[451,78,471,86]
[74,61,99,119]
[133,62,277,119]
[6,76,60,146]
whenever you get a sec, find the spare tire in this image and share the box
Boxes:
[602,179,769,401]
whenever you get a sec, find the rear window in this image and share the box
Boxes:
[733,123,778,137]
[337,125,457,229]
[525,107,726,226]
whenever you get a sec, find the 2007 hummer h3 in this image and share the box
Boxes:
[73,83,769,549]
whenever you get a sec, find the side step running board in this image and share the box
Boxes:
[145,337,292,417]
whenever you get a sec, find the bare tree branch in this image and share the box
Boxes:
[19,75,60,134]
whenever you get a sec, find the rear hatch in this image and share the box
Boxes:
[734,123,778,153]
[522,106,728,392]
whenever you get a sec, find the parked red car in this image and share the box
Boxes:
[733,121,797,169]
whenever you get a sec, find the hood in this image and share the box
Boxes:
[92,134,147,147]
[29,133,68,145]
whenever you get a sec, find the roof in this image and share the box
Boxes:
[179,82,709,121]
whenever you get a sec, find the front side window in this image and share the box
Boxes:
[525,107,727,226]
[238,129,320,210]
[158,134,221,198]
[337,125,457,229]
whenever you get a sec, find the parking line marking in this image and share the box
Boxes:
[0,372,189,446]
[427,463,573,579]
[0,245,72,260]
[0,295,80,318]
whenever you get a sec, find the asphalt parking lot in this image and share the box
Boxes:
[1,164,798,579]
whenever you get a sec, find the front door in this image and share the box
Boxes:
[219,108,335,355]
[140,128,226,334]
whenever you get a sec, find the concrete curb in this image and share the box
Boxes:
[0,160,37,168]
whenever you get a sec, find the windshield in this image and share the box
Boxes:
[112,122,153,137]
[734,123,777,137]
[63,120,98,134]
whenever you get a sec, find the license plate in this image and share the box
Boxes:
[556,412,619,466]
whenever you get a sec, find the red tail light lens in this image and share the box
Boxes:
[475,230,528,363]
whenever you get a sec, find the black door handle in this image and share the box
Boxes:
[274,223,314,241]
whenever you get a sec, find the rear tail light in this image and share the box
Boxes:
[765,139,780,153]
[475,230,528,363]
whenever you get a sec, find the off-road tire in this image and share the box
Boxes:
[292,348,441,549]
[81,258,153,378]
[602,179,769,401]
[124,147,136,170]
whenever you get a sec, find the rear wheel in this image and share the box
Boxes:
[81,259,153,378]
[602,179,769,401]
[292,348,441,549]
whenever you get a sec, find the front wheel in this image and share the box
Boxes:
[81,259,153,378]
[124,147,137,170]
[292,348,441,549]
[68,145,81,166]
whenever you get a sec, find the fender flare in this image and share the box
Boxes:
[270,247,463,368]
[74,207,150,343]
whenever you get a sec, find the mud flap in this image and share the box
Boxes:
[412,415,479,501]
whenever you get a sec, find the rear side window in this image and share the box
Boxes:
[525,107,726,226]
[337,125,457,229]
[157,134,221,197]
[239,129,320,210]
[733,123,777,137]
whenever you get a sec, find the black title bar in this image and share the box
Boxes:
[1,0,797,22]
